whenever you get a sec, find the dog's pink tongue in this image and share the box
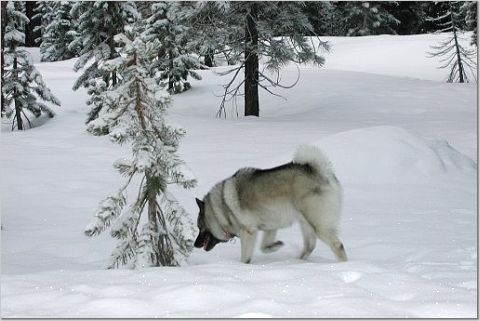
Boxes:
[203,234,210,250]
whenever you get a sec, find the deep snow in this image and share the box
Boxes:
[1,34,477,318]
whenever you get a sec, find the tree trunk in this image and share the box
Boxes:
[1,1,7,117]
[204,49,214,67]
[147,194,176,267]
[244,3,259,117]
[453,29,465,83]
[451,7,465,83]
[147,198,161,265]
[154,200,177,266]
[168,49,174,93]
[109,36,117,87]
[13,56,23,130]
[25,1,40,47]
[361,8,368,36]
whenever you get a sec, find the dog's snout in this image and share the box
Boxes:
[194,231,206,248]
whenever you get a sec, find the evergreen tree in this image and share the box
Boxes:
[33,1,55,45]
[39,1,78,62]
[427,1,476,83]
[422,1,447,33]
[143,2,201,94]
[304,1,343,36]
[2,1,60,130]
[84,26,197,268]
[184,1,231,67]
[70,1,138,123]
[342,2,400,36]
[1,1,7,117]
[461,1,477,46]
[136,1,153,18]
[216,1,328,117]
[25,1,40,47]
[300,1,452,36]
[384,1,428,35]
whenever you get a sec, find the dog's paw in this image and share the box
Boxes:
[262,240,284,253]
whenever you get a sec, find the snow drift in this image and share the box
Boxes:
[1,34,476,318]
[313,126,476,185]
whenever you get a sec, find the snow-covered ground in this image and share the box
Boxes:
[323,33,477,82]
[1,34,477,318]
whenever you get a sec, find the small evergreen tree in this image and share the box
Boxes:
[70,1,139,123]
[2,1,60,130]
[84,26,197,268]
[342,1,400,36]
[39,1,78,62]
[427,1,476,83]
[143,2,201,94]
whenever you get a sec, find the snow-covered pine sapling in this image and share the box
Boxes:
[70,1,139,124]
[84,28,197,269]
[2,1,60,130]
[427,1,477,83]
[143,2,201,94]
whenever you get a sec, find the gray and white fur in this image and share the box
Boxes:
[194,145,347,263]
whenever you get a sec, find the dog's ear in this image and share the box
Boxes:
[195,197,204,209]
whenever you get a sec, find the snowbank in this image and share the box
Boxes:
[2,260,476,318]
[313,126,476,185]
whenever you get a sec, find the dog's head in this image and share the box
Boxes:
[194,197,229,251]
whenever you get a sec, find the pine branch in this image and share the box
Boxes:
[84,191,127,237]
[106,237,138,269]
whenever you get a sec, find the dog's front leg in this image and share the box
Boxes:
[240,228,257,264]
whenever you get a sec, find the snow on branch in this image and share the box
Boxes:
[84,191,127,237]
[84,21,197,268]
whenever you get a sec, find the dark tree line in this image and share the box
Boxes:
[19,2,478,46]
[303,1,477,36]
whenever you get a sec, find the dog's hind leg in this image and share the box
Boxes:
[316,228,348,262]
[298,218,317,260]
[297,194,347,262]
[261,230,284,253]
[240,229,257,264]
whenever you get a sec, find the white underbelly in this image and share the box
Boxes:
[256,202,299,230]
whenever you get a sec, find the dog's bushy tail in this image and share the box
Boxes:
[293,145,335,177]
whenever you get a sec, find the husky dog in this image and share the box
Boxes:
[194,145,347,263]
